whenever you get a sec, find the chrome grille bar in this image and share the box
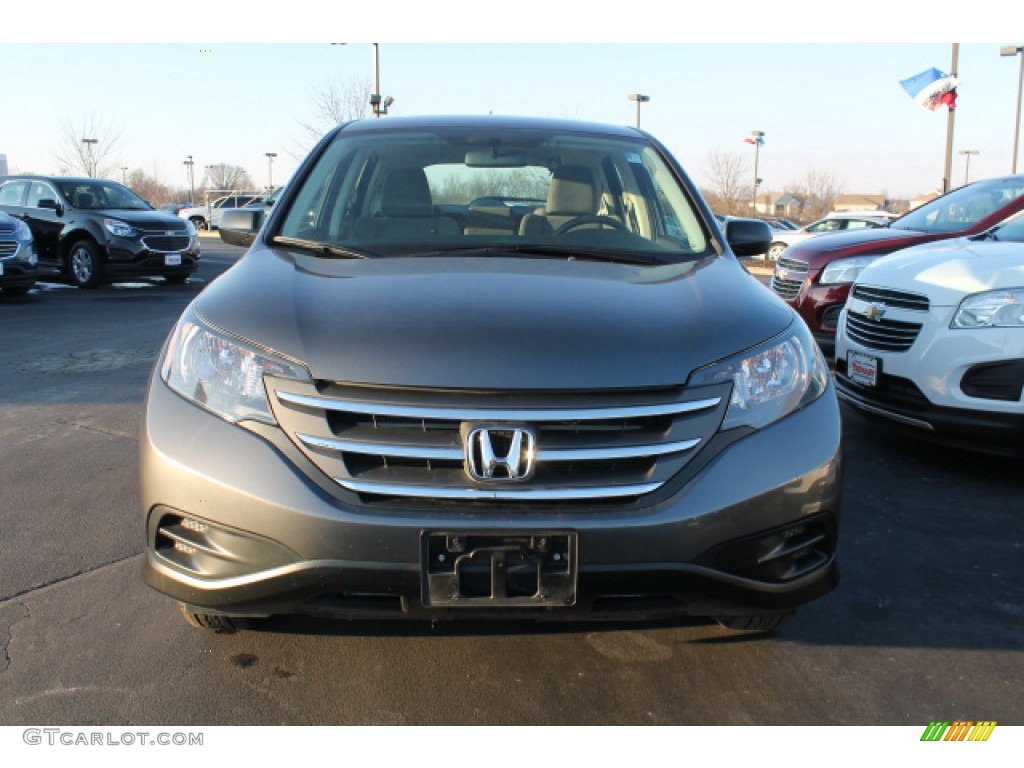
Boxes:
[336,479,664,500]
[297,432,701,463]
[278,391,720,421]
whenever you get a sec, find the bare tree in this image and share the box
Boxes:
[799,167,844,220]
[125,169,173,207]
[205,164,255,192]
[53,115,123,178]
[292,76,371,158]
[702,150,751,215]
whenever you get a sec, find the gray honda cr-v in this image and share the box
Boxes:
[141,116,842,632]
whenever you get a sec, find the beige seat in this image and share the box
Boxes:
[518,165,600,237]
[351,168,459,241]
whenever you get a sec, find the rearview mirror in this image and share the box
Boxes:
[38,198,63,214]
[465,148,529,168]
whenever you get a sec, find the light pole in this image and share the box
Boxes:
[627,93,650,128]
[184,155,195,205]
[958,149,979,185]
[749,131,765,213]
[121,166,127,185]
[81,138,98,177]
[1001,45,1024,174]
[369,43,394,117]
[265,152,277,190]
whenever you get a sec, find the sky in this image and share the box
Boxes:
[2,2,1021,201]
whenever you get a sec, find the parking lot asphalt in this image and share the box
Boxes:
[0,238,1020,726]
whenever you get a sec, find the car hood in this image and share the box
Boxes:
[785,226,937,264]
[94,209,189,229]
[193,247,794,390]
[855,240,1024,306]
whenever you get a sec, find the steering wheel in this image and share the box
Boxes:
[553,215,629,236]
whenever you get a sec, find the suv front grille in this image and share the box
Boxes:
[142,235,191,252]
[771,257,808,301]
[845,311,922,352]
[0,241,18,258]
[851,284,930,312]
[267,379,730,503]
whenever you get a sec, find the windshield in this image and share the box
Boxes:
[893,178,1024,233]
[57,180,152,211]
[275,125,710,260]
[984,210,1024,242]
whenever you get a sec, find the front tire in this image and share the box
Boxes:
[189,216,207,231]
[67,240,103,289]
[768,242,787,260]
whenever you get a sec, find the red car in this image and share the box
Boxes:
[770,175,1024,353]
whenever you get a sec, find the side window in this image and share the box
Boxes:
[27,182,59,208]
[0,180,29,206]
[845,220,873,230]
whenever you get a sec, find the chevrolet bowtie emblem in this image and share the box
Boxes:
[864,303,887,321]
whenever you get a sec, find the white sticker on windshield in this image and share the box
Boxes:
[626,153,642,164]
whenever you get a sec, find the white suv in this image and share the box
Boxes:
[834,212,1024,457]
[768,210,899,260]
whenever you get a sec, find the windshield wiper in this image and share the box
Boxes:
[401,244,668,266]
[271,236,375,259]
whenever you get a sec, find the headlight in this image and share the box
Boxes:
[951,287,1024,328]
[160,310,309,424]
[14,218,32,242]
[820,256,878,285]
[688,323,829,430]
[103,218,137,238]
[184,219,197,237]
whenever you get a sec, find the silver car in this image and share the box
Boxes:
[142,116,842,632]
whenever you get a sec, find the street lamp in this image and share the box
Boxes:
[627,93,650,128]
[1001,45,1024,174]
[748,131,765,213]
[958,149,979,185]
[184,155,195,206]
[121,166,127,185]
[370,43,394,117]
[81,138,98,177]
[265,152,277,190]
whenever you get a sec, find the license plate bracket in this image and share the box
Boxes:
[422,532,577,607]
[848,350,880,387]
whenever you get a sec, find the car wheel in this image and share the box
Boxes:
[1,285,32,297]
[715,611,793,632]
[180,603,244,633]
[67,240,103,289]
[189,216,207,231]
[768,243,787,260]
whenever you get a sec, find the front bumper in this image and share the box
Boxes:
[0,259,38,288]
[106,236,200,277]
[790,281,852,355]
[835,307,1024,457]
[141,377,843,620]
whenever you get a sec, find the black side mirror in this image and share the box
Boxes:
[38,198,63,214]
[724,218,772,258]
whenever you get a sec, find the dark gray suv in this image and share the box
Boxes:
[142,116,842,632]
